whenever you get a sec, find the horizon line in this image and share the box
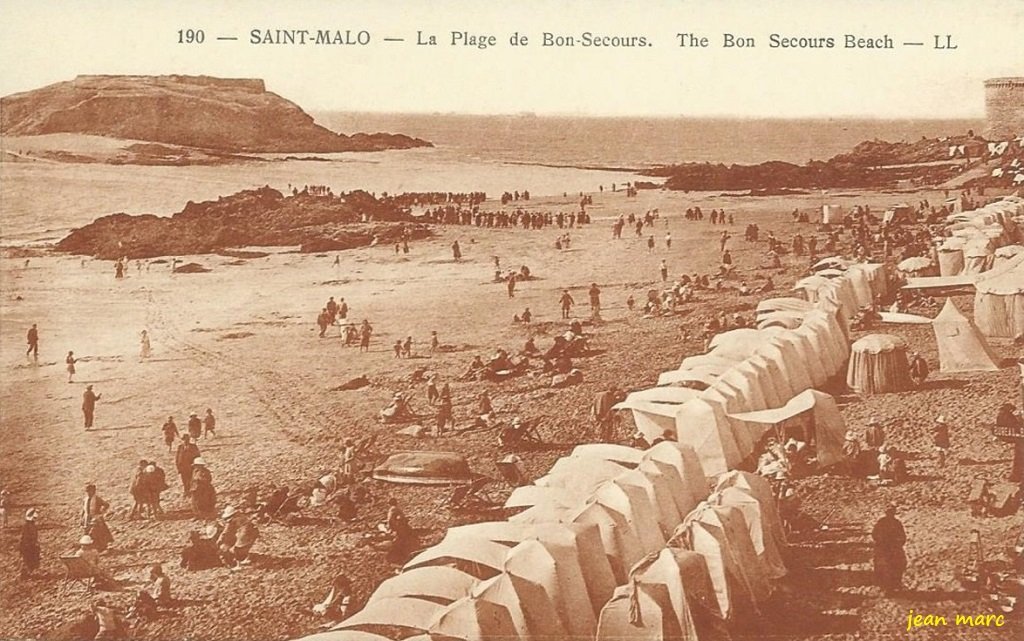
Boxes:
[307,109,986,121]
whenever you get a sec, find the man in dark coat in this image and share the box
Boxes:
[871,505,907,594]
[20,508,40,578]
[26,324,39,359]
[82,385,101,429]
[175,435,200,497]
[187,413,202,440]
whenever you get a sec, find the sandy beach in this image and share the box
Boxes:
[2,183,1022,640]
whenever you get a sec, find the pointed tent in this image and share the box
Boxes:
[617,400,678,443]
[669,504,770,619]
[503,539,596,639]
[708,328,783,360]
[628,548,731,641]
[596,582,683,641]
[673,397,743,475]
[701,386,759,461]
[473,570,565,640]
[932,298,1001,373]
[571,500,645,584]
[594,479,667,556]
[715,472,789,563]
[428,596,520,641]
[616,467,682,539]
[710,487,787,579]
[537,457,627,497]
[643,441,710,514]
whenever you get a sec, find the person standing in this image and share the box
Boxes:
[864,417,885,450]
[19,508,40,578]
[588,283,601,319]
[359,320,373,353]
[647,235,655,253]
[507,272,517,298]
[161,416,179,452]
[871,505,907,594]
[665,232,672,249]
[66,351,77,383]
[559,290,575,320]
[140,330,152,360]
[341,438,358,483]
[203,409,217,438]
[26,324,39,359]
[720,230,731,252]
[175,434,200,497]
[83,484,114,551]
[932,415,950,467]
[451,240,462,262]
[187,413,202,440]
[908,352,929,387]
[722,249,732,266]
[82,385,101,429]
[660,260,668,282]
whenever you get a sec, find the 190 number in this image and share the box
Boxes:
[178,29,205,44]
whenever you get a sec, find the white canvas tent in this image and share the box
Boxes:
[672,397,744,475]
[472,573,565,641]
[710,486,787,579]
[932,298,1000,372]
[974,253,1024,338]
[503,539,596,638]
[428,596,520,641]
[846,334,910,394]
[643,442,710,513]
[371,566,477,605]
[727,390,847,468]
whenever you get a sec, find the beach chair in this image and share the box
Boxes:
[496,456,528,488]
[444,477,503,512]
[60,555,99,594]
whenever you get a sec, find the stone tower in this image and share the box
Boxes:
[984,77,1024,139]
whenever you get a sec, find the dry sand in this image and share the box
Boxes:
[1,186,1022,640]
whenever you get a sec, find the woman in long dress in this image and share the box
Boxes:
[66,351,76,383]
[140,330,152,360]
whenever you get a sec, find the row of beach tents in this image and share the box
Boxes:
[295,195,1022,641]
[301,441,784,641]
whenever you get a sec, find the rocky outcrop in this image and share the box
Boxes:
[648,134,1002,191]
[1,75,431,153]
[55,187,430,259]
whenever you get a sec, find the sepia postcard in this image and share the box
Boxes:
[1,1,1023,640]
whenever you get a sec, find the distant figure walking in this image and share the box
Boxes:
[451,240,462,262]
[162,416,179,452]
[359,320,373,352]
[140,330,152,360]
[26,324,39,360]
[175,434,200,496]
[507,273,517,298]
[720,231,731,252]
[647,235,655,253]
[203,408,217,438]
[66,351,77,383]
[665,232,672,249]
[82,385,101,429]
[559,290,575,320]
[588,283,601,319]
[660,260,668,282]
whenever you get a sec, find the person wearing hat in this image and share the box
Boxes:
[932,415,951,467]
[82,384,101,429]
[74,534,117,587]
[382,498,415,564]
[190,460,217,520]
[187,412,202,441]
[435,394,454,436]
[871,505,907,594]
[175,434,201,497]
[132,563,172,620]
[559,289,575,320]
[218,505,259,569]
[20,508,40,578]
[161,415,179,453]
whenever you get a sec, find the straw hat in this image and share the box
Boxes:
[221,505,237,519]
[24,508,38,521]
[145,464,156,473]
[844,431,857,441]
[935,415,947,424]
[79,535,94,546]
[867,417,880,426]
[193,457,206,466]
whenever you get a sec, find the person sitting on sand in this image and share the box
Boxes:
[131,563,172,620]
[73,535,118,589]
[381,498,416,564]
[380,392,414,423]
[521,307,532,323]
[218,506,259,570]
[521,336,541,358]
[313,574,353,622]
[460,355,486,380]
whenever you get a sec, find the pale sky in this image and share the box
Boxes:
[1,0,1022,118]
